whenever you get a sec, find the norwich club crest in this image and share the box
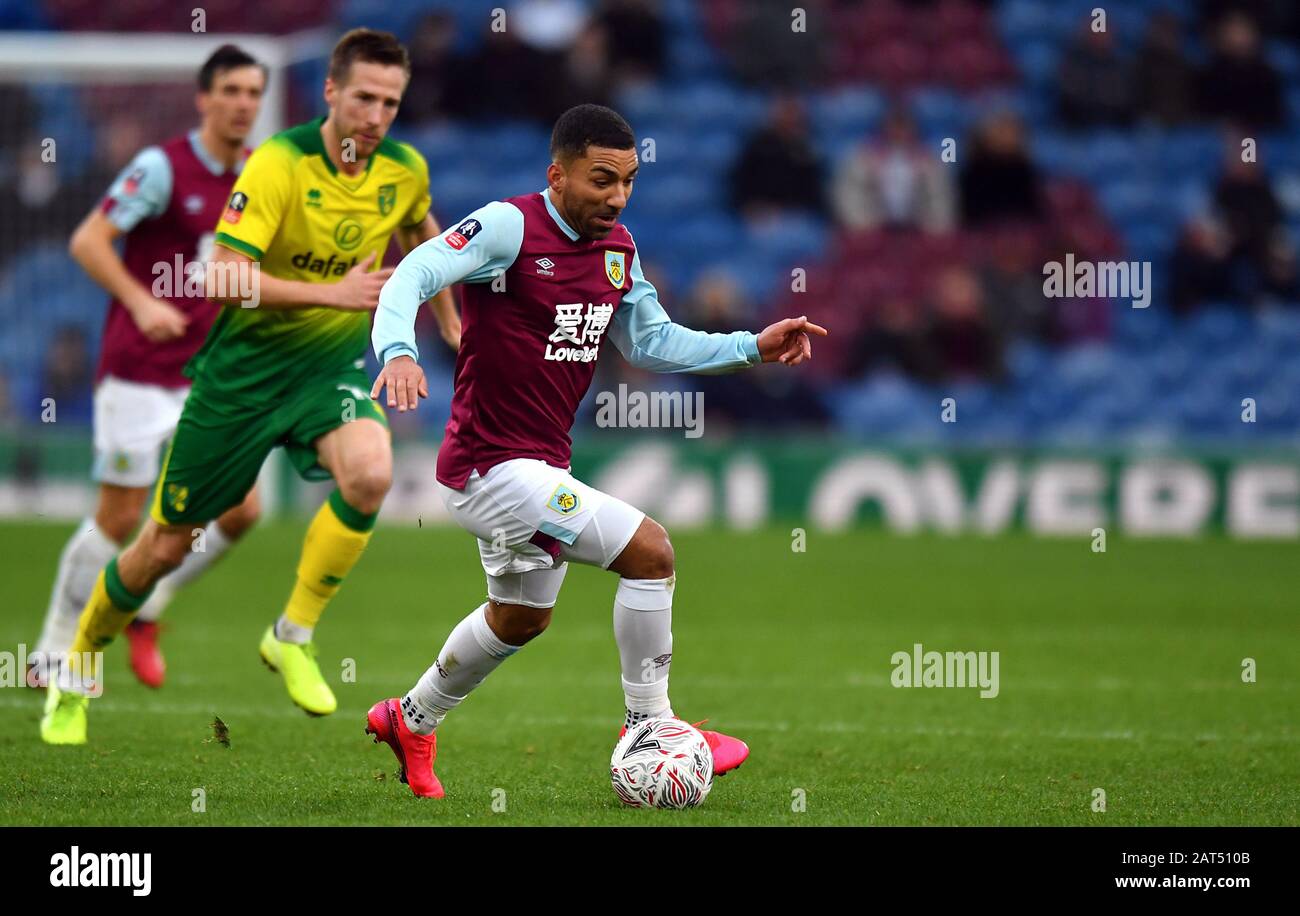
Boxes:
[378,183,396,216]
[604,250,625,288]
[165,483,189,513]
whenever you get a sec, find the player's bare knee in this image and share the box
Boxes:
[625,518,674,580]
[94,489,148,543]
[95,508,138,545]
[487,600,552,645]
[339,463,391,515]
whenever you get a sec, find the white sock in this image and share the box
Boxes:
[402,603,522,735]
[34,518,120,661]
[274,616,313,645]
[137,520,234,623]
[614,577,675,729]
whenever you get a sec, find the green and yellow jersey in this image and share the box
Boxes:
[190,116,430,398]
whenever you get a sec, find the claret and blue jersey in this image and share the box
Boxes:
[373,187,762,489]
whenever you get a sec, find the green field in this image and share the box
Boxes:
[2,519,1296,825]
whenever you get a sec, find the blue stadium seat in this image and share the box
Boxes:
[909,89,971,137]
[810,87,885,138]
[0,0,51,28]
[1011,40,1059,86]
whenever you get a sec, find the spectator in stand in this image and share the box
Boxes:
[847,296,935,381]
[680,270,760,425]
[1199,0,1300,46]
[730,95,826,220]
[684,270,829,427]
[831,106,955,233]
[923,267,1004,382]
[397,13,459,126]
[683,269,746,333]
[0,138,67,267]
[545,23,615,121]
[726,0,825,88]
[980,228,1057,342]
[1057,22,1134,128]
[1169,215,1236,314]
[0,133,103,271]
[1196,11,1283,130]
[596,0,666,84]
[0,85,37,158]
[443,25,550,123]
[958,112,1044,227]
[1257,232,1300,306]
[38,326,93,425]
[1214,140,1283,272]
[1134,11,1196,126]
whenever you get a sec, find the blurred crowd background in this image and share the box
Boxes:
[2,0,1300,449]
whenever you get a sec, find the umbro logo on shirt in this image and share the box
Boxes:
[535,257,555,276]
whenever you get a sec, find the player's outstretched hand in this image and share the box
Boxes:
[330,252,395,311]
[757,315,828,367]
[371,354,428,413]
[131,298,189,342]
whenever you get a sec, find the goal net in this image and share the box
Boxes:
[0,32,295,517]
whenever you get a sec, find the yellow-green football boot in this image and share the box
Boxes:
[259,624,337,716]
[40,684,88,745]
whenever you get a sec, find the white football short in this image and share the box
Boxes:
[438,458,646,608]
[91,375,190,488]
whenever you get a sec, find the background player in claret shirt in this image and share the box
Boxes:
[39,29,460,745]
[366,104,827,798]
[30,45,266,692]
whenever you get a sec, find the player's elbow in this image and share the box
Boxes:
[67,222,93,266]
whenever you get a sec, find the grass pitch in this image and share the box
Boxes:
[1,520,1296,825]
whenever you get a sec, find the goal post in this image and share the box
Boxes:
[0,30,298,142]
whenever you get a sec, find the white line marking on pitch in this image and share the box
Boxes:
[0,695,1294,745]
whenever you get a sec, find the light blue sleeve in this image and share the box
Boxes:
[372,200,524,364]
[608,251,761,374]
[101,146,172,232]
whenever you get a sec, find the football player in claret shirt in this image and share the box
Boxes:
[30,45,266,693]
[40,29,460,745]
[366,103,828,798]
